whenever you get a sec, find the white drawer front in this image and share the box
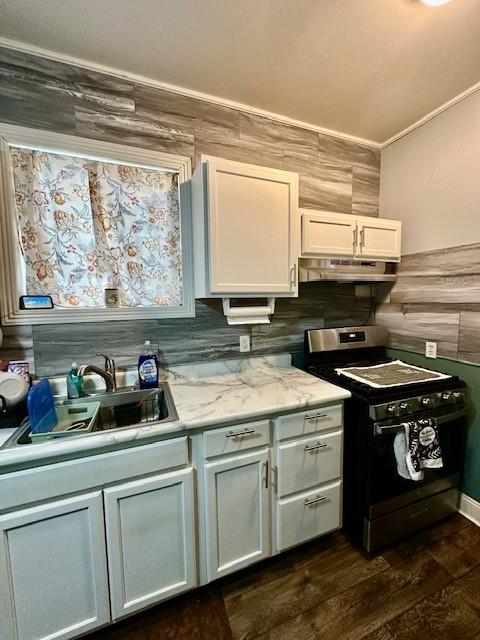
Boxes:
[203,420,271,459]
[277,430,342,497]
[275,405,342,441]
[0,437,189,513]
[276,481,342,551]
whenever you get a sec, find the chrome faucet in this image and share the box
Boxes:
[76,354,116,393]
[96,353,117,391]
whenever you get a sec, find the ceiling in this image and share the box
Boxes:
[0,0,479,145]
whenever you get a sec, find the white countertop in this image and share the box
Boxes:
[0,354,350,471]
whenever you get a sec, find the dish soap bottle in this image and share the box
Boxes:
[138,341,159,389]
[66,363,84,399]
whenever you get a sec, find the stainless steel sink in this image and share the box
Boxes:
[1,383,178,447]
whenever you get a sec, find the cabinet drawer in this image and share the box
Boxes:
[275,405,342,441]
[276,481,342,551]
[277,430,342,497]
[203,420,271,459]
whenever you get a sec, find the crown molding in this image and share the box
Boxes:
[381,79,480,148]
[0,36,381,150]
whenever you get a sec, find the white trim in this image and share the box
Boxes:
[458,492,480,527]
[382,80,480,148]
[0,36,380,150]
[0,123,195,324]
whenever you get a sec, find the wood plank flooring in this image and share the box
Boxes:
[85,514,480,640]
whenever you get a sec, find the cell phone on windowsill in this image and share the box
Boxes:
[19,295,54,310]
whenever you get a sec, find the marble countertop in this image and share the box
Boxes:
[0,354,350,471]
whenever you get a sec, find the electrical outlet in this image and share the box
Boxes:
[425,341,437,359]
[239,335,251,352]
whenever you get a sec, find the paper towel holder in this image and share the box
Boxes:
[222,298,275,325]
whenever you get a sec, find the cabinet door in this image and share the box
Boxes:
[356,217,402,261]
[0,492,110,640]
[204,449,270,581]
[104,468,196,620]
[205,157,298,295]
[301,210,356,257]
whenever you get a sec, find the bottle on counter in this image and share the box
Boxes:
[138,341,159,389]
[66,362,84,399]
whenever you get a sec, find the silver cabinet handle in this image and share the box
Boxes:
[304,441,328,452]
[353,227,358,248]
[263,460,269,489]
[226,428,257,438]
[304,413,328,421]
[359,227,365,247]
[304,495,327,507]
[290,264,297,286]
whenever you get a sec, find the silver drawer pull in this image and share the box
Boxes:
[304,495,328,507]
[304,413,328,421]
[226,428,257,438]
[304,441,328,452]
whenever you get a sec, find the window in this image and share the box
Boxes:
[0,124,193,325]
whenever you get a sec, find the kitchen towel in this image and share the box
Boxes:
[393,431,411,480]
[394,418,443,481]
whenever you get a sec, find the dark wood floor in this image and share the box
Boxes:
[86,514,480,640]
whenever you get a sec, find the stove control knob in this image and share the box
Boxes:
[387,404,397,415]
[441,392,452,402]
[453,391,464,402]
[421,397,432,408]
[399,402,409,413]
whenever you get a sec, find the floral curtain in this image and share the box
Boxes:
[10,146,182,308]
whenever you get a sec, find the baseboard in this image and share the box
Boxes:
[458,492,480,527]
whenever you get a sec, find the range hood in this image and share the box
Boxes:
[298,258,397,283]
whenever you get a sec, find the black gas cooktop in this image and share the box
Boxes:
[306,363,465,405]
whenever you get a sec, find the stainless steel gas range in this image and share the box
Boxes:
[304,325,467,552]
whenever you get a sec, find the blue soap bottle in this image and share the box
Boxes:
[138,340,159,389]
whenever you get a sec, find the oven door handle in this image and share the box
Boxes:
[375,408,467,436]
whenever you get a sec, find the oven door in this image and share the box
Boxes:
[368,407,466,519]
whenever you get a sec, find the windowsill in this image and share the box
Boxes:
[0,304,196,326]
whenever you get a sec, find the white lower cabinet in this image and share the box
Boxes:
[104,468,197,620]
[273,407,343,553]
[204,449,271,581]
[276,481,342,551]
[0,404,344,640]
[276,430,343,497]
[0,492,110,640]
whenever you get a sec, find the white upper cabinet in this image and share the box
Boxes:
[300,209,402,262]
[355,216,402,261]
[191,156,299,297]
[302,210,356,257]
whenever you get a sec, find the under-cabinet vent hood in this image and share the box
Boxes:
[298,258,397,283]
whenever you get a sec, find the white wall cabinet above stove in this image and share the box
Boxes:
[301,209,402,262]
[191,156,299,298]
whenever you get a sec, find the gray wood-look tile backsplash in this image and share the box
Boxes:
[376,243,480,366]
[0,46,378,377]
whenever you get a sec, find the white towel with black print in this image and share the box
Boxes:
[402,417,443,481]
